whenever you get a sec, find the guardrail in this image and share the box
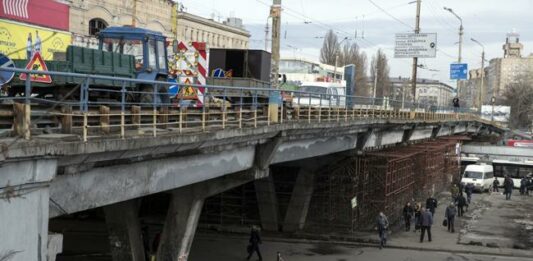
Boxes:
[0,67,493,142]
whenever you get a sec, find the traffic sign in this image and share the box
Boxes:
[450,63,468,80]
[0,53,15,86]
[394,33,437,58]
[19,52,52,83]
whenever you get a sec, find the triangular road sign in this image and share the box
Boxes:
[178,78,198,100]
[19,52,52,83]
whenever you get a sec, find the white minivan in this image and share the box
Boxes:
[461,164,495,192]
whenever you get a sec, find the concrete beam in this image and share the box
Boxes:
[283,167,315,232]
[272,135,358,164]
[402,125,416,143]
[49,147,255,217]
[255,172,280,231]
[103,200,145,261]
[255,135,283,170]
[0,159,57,261]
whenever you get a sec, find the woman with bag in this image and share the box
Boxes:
[414,203,422,232]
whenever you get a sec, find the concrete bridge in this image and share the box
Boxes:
[0,111,502,261]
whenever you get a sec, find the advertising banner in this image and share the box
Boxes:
[394,33,437,58]
[0,0,69,31]
[0,19,71,60]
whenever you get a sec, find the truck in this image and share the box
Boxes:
[6,26,170,103]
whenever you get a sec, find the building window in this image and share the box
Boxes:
[89,18,108,36]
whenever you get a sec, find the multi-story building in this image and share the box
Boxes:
[279,57,344,85]
[67,0,249,49]
[176,13,250,49]
[390,77,455,107]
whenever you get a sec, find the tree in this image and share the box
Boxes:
[339,42,369,96]
[370,49,391,98]
[501,75,533,130]
[319,30,340,66]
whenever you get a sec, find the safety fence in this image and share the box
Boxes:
[0,67,495,142]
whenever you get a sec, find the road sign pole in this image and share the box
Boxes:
[410,0,421,105]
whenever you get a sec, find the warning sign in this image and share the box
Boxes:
[178,78,198,100]
[19,52,52,83]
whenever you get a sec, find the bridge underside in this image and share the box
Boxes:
[0,119,500,261]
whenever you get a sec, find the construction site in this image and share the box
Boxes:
[199,137,465,235]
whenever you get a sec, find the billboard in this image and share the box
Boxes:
[450,63,468,80]
[394,33,437,58]
[0,19,71,60]
[0,0,69,31]
[481,105,511,123]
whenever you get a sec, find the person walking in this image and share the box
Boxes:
[419,207,433,242]
[520,177,528,195]
[403,202,414,231]
[493,178,500,193]
[426,196,438,216]
[465,183,474,205]
[376,212,389,249]
[456,193,466,217]
[34,30,41,53]
[452,97,460,112]
[246,226,262,261]
[451,184,459,202]
[445,203,457,233]
[26,33,33,59]
[414,203,422,232]
[504,175,514,200]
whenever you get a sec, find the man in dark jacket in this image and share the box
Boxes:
[247,226,262,260]
[456,194,467,217]
[376,212,389,249]
[403,202,414,231]
[520,177,528,195]
[426,196,438,216]
[419,207,433,242]
[465,183,475,204]
[445,203,457,233]
[504,176,514,200]
[493,178,500,192]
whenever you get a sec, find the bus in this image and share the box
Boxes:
[492,160,533,188]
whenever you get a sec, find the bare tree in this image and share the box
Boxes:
[501,75,533,130]
[339,42,369,96]
[319,30,340,66]
[370,49,391,98]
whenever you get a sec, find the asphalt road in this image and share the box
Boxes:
[189,236,533,261]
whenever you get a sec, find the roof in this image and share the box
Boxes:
[99,26,166,40]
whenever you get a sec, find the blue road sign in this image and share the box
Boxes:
[450,63,468,80]
[0,53,15,86]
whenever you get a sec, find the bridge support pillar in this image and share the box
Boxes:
[283,167,315,232]
[255,171,280,231]
[103,199,145,261]
[0,159,58,261]
[157,170,258,261]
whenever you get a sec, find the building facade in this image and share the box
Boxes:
[390,77,455,107]
[176,12,250,49]
[279,58,344,85]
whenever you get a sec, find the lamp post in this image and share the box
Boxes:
[471,38,485,112]
[491,96,496,122]
[444,7,463,95]
[333,37,349,83]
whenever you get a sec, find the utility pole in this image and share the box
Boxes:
[444,7,463,97]
[132,0,137,27]
[270,0,281,90]
[373,62,378,100]
[471,38,485,111]
[410,0,421,105]
[264,19,270,51]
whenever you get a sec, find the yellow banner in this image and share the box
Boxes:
[0,19,71,61]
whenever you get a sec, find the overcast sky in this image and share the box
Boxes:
[178,0,533,87]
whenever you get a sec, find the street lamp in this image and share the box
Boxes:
[491,96,496,122]
[471,38,485,112]
[334,36,349,82]
[444,7,464,95]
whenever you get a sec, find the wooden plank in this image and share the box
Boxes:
[61,105,72,134]
[159,107,169,129]
[13,102,24,137]
[100,105,110,135]
[131,106,141,130]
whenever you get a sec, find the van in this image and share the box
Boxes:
[461,164,494,192]
[293,82,346,108]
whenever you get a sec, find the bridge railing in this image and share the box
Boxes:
[0,67,489,141]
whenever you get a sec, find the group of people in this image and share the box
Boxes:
[519,175,533,196]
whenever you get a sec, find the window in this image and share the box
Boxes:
[89,18,108,36]
[157,40,166,70]
[464,171,483,179]
[148,39,157,68]
[485,172,494,179]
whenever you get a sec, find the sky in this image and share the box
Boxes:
[177,0,533,87]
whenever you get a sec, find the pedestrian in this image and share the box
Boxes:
[451,184,459,202]
[376,212,389,249]
[493,178,500,193]
[465,183,474,205]
[520,177,528,195]
[403,202,414,231]
[445,203,457,233]
[426,196,438,216]
[419,207,433,242]
[503,175,514,200]
[452,97,460,112]
[456,193,466,217]
[26,33,32,59]
[246,226,262,261]
[414,203,422,232]
[459,182,465,196]
[527,174,533,196]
